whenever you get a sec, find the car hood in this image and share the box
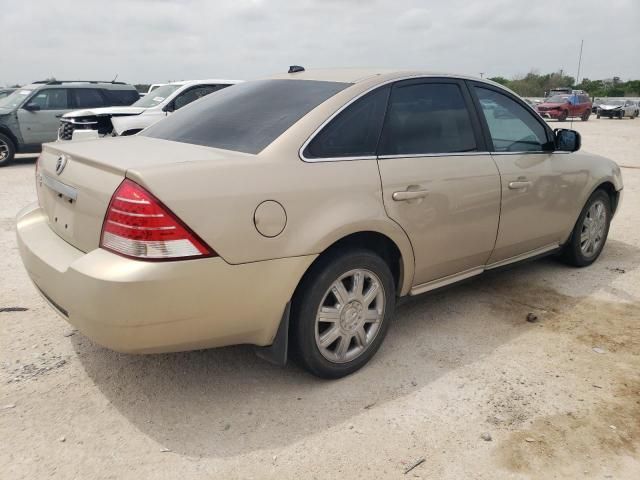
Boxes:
[537,102,567,108]
[599,104,623,110]
[62,106,148,119]
[0,107,14,116]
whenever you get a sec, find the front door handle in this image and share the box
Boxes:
[392,189,430,201]
[508,181,531,190]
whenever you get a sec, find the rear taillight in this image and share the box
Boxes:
[100,179,215,261]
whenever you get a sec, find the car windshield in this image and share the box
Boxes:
[0,89,33,109]
[132,84,180,108]
[142,79,352,154]
[605,100,624,106]
[545,95,569,104]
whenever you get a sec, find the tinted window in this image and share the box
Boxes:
[28,89,69,110]
[103,89,139,106]
[173,85,226,110]
[475,87,549,152]
[379,82,476,155]
[143,79,351,154]
[73,88,105,108]
[304,86,390,158]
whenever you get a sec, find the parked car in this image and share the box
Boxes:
[0,80,139,166]
[17,69,623,378]
[58,79,242,142]
[536,93,592,121]
[0,88,16,99]
[596,99,639,119]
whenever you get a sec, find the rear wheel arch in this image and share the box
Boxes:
[295,231,408,300]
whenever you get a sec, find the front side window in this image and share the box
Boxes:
[27,89,69,110]
[143,79,351,154]
[475,87,549,152]
[378,82,477,155]
[72,88,105,109]
[304,85,390,158]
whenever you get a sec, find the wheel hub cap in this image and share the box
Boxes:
[315,268,385,364]
[580,200,607,258]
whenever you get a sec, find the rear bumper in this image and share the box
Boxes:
[16,203,316,353]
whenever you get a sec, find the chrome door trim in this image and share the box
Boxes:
[410,267,484,296]
[409,243,560,296]
[378,151,491,160]
[485,243,559,270]
[39,173,78,200]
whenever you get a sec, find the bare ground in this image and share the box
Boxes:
[1,117,639,479]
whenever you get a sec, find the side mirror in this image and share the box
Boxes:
[554,128,581,152]
[162,102,175,113]
[23,103,41,112]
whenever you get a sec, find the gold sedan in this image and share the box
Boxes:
[16,68,623,378]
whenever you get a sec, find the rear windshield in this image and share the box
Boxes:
[141,79,352,154]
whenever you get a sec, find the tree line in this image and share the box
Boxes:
[489,71,640,98]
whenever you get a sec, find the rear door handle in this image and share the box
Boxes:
[392,189,430,201]
[508,181,531,189]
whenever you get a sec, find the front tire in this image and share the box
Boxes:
[581,110,590,121]
[291,249,396,378]
[0,133,16,167]
[560,189,611,267]
[558,110,568,122]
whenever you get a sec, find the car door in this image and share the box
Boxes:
[376,78,501,286]
[469,82,582,264]
[17,88,71,145]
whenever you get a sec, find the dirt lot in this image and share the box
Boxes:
[1,117,639,479]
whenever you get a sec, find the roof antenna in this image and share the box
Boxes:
[288,65,305,74]
[112,73,119,83]
[570,40,584,130]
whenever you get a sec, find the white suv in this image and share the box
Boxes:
[58,79,242,141]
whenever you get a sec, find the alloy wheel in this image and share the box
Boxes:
[0,138,8,162]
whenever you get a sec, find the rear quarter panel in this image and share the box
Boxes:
[128,154,416,295]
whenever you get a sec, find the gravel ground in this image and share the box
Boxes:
[1,117,639,479]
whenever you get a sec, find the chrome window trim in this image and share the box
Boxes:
[378,151,491,159]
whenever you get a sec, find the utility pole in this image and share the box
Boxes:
[479,72,484,79]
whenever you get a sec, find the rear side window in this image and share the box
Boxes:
[72,88,105,108]
[103,89,139,106]
[28,89,69,110]
[475,87,550,152]
[142,79,351,154]
[172,84,227,110]
[378,82,477,155]
[304,86,390,158]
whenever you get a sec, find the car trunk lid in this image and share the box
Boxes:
[36,136,250,253]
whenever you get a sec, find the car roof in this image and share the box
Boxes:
[21,82,136,90]
[272,67,509,85]
[167,79,244,86]
[269,68,518,95]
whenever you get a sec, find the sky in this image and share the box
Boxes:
[3,0,640,87]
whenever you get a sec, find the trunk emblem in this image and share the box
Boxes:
[55,155,68,175]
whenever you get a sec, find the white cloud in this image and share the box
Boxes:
[2,0,639,86]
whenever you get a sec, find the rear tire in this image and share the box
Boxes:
[0,133,16,167]
[560,189,611,267]
[291,248,396,378]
